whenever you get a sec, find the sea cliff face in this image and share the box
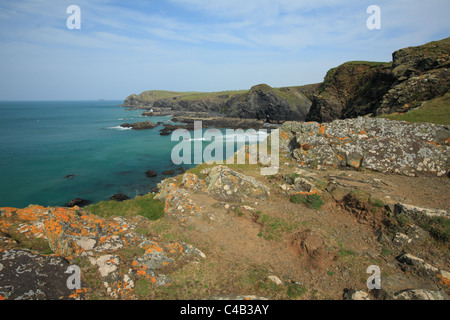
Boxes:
[307,37,450,122]
[123,84,318,122]
[123,37,449,124]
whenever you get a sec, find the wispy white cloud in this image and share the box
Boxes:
[0,0,449,100]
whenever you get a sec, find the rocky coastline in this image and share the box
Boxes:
[1,37,449,301]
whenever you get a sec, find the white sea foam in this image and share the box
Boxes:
[108,125,131,131]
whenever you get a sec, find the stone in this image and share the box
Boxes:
[343,289,371,300]
[396,253,439,273]
[279,117,449,177]
[96,255,119,277]
[75,237,96,251]
[394,289,449,300]
[65,198,89,207]
[120,121,157,130]
[109,194,129,202]
[203,166,270,201]
[394,203,449,220]
[0,249,86,300]
[393,233,412,244]
[268,275,283,285]
[145,170,157,178]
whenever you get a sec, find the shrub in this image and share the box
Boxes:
[290,193,325,210]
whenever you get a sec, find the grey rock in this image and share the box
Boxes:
[394,289,449,300]
[0,249,84,300]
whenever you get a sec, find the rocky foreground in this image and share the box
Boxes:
[0,117,449,300]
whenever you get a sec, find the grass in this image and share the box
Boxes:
[343,61,392,68]
[85,194,164,220]
[420,216,450,243]
[337,240,356,258]
[377,92,450,125]
[253,212,298,241]
[290,193,325,210]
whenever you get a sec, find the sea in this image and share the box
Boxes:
[0,100,268,208]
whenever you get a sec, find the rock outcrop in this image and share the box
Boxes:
[120,121,157,130]
[377,37,450,115]
[306,62,394,122]
[0,205,205,300]
[278,117,449,177]
[123,84,315,122]
[223,84,312,122]
[307,37,449,122]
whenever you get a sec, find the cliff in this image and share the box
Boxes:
[307,37,450,122]
[123,84,318,122]
[124,38,449,125]
[306,61,394,122]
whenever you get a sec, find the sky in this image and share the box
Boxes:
[0,0,449,101]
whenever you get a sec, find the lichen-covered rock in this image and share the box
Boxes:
[279,117,449,177]
[0,249,86,300]
[0,205,206,300]
[203,166,270,201]
[155,178,202,219]
[182,172,208,193]
[393,289,449,300]
[377,37,450,115]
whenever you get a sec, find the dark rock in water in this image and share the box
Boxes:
[162,169,175,175]
[66,198,90,207]
[121,121,157,130]
[110,194,130,202]
[65,174,75,179]
[178,166,185,173]
[146,170,157,178]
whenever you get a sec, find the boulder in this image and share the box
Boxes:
[109,194,129,202]
[65,198,89,207]
[0,249,85,300]
[0,205,206,300]
[343,289,371,300]
[145,170,157,178]
[279,117,449,177]
[394,289,448,300]
[120,121,157,130]
[394,203,449,220]
[203,166,270,201]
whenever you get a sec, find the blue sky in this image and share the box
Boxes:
[0,0,449,100]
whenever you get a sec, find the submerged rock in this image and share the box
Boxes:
[145,170,157,178]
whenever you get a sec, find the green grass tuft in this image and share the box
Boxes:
[377,92,450,125]
[85,194,164,220]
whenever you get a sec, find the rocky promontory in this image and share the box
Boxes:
[307,37,449,122]
[123,84,317,123]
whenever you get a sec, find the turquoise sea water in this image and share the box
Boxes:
[0,101,195,208]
